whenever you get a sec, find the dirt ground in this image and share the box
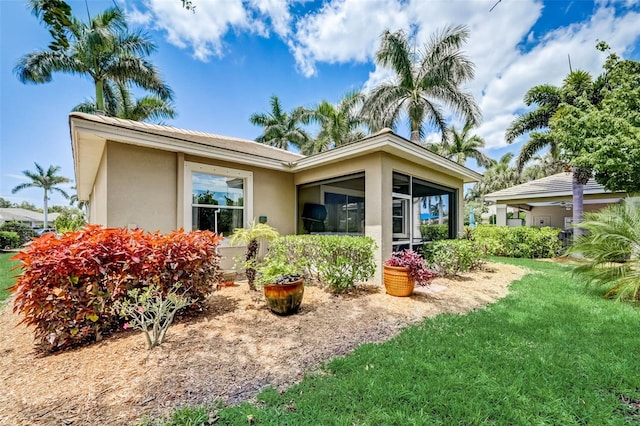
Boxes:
[0,262,526,425]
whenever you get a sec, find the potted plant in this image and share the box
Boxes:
[229,220,280,291]
[257,258,304,315]
[383,249,436,297]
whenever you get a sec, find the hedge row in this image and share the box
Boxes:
[265,235,377,293]
[11,225,222,352]
[0,221,37,247]
[470,225,562,258]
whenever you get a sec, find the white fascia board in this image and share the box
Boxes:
[294,134,482,183]
[71,118,294,172]
[486,188,622,203]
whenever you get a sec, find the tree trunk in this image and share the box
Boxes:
[245,238,259,291]
[43,188,48,229]
[410,129,420,143]
[572,167,591,242]
[95,79,105,112]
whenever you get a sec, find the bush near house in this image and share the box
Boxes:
[265,235,377,293]
[471,225,561,258]
[419,224,448,241]
[0,221,38,247]
[423,239,487,277]
[0,231,20,250]
[10,225,222,352]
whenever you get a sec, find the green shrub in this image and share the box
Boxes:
[265,235,377,293]
[11,225,222,352]
[54,212,86,233]
[0,221,37,246]
[471,225,561,258]
[424,239,486,277]
[419,224,449,241]
[0,231,20,249]
[570,198,640,301]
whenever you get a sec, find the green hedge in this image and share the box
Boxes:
[265,235,377,293]
[423,239,486,277]
[0,231,19,249]
[471,225,561,258]
[0,221,37,246]
[419,224,449,241]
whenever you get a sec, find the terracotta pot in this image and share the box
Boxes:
[263,278,304,315]
[383,265,415,297]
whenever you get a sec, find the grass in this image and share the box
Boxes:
[153,258,640,425]
[0,252,20,303]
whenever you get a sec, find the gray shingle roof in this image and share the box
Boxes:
[69,112,305,163]
[485,172,620,201]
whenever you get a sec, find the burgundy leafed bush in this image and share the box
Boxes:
[10,225,222,352]
[385,249,437,286]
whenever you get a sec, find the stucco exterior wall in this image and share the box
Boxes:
[90,148,108,226]
[106,141,177,233]
[184,155,296,235]
[525,203,612,229]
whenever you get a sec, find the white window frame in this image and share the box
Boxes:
[184,162,253,238]
[392,193,411,240]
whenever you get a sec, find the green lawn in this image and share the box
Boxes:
[156,258,640,425]
[0,252,20,303]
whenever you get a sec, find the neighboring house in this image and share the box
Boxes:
[485,172,626,229]
[69,112,481,280]
[0,208,60,228]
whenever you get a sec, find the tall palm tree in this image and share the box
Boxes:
[14,7,173,112]
[73,80,176,123]
[250,95,311,151]
[428,121,492,167]
[506,70,596,237]
[303,91,367,155]
[361,26,481,143]
[12,163,70,229]
[466,153,518,203]
[520,152,565,181]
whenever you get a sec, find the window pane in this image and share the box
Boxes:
[192,206,243,236]
[192,173,244,207]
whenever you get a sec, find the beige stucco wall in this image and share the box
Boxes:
[184,155,296,235]
[106,141,177,233]
[526,203,612,229]
[90,148,108,226]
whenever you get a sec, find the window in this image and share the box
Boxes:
[392,172,456,251]
[184,162,252,236]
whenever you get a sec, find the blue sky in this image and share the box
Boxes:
[1,0,640,209]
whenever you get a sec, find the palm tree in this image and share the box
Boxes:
[74,80,176,123]
[250,95,311,151]
[570,198,640,301]
[466,153,519,203]
[520,152,565,181]
[303,91,367,155]
[507,70,596,238]
[12,163,70,229]
[361,26,481,143]
[428,121,492,167]
[14,7,173,112]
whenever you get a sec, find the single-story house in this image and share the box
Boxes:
[485,172,626,229]
[0,208,60,228]
[69,112,481,280]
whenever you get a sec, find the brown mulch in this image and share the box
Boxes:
[0,262,526,425]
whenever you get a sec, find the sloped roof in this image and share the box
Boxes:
[70,112,304,163]
[485,172,624,202]
[0,208,60,223]
[70,113,483,200]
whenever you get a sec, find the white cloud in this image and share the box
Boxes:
[288,0,410,76]
[134,0,298,61]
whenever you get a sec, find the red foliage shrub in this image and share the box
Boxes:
[10,225,222,352]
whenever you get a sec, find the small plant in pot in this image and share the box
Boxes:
[257,258,304,315]
[383,249,436,297]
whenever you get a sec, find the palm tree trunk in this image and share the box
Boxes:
[410,129,420,143]
[572,170,587,242]
[43,188,49,229]
[95,79,105,112]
